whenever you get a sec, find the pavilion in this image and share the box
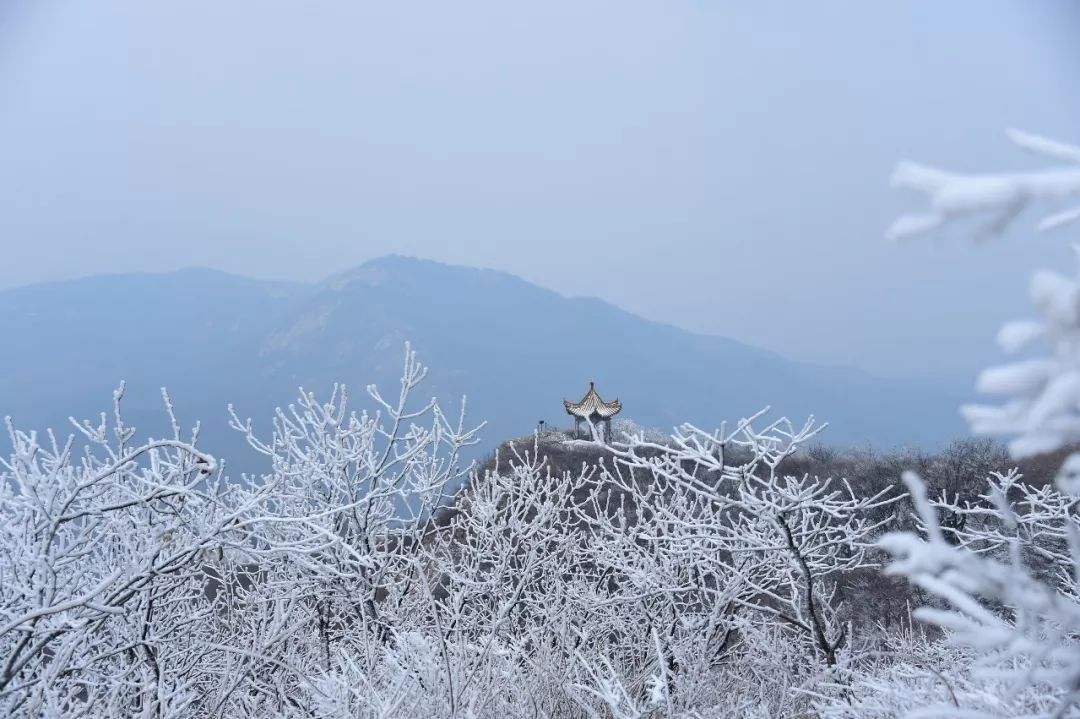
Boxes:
[564,381,622,443]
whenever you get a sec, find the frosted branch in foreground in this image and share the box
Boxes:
[873,471,1080,718]
[961,253,1080,466]
[888,129,1080,242]
[889,130,1080,488]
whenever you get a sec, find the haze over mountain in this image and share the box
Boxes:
[0,256,965,470]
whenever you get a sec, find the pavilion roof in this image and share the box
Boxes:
[564,382,622,420]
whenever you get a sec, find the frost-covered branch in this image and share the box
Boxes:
[850,128,1080,719]
[888,129,1080,242]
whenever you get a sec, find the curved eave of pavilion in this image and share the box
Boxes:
[564,386,622,420]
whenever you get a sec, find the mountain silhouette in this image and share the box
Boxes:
[0,255,965,472]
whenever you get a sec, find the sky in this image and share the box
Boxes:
[0,1,1078,380]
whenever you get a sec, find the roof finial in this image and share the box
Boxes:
[589,380,595,389]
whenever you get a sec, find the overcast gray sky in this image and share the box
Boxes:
[1,1,1078,379]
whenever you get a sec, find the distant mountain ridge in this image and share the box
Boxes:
[0,256,966,470]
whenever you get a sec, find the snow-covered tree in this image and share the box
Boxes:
[843,130,1080,718]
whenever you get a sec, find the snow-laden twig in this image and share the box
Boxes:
[888,129,1080,243]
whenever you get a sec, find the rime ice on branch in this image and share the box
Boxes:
[864,129,1080,719]
[888,129,1080,243]
[890,129,1080,487]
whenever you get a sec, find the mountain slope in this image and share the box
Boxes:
[0,256,966,470]
[0,269,310,432]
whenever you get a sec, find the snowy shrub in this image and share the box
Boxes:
[610,417,670,445]
[1,345,910,717]
[869,469,1080,718]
